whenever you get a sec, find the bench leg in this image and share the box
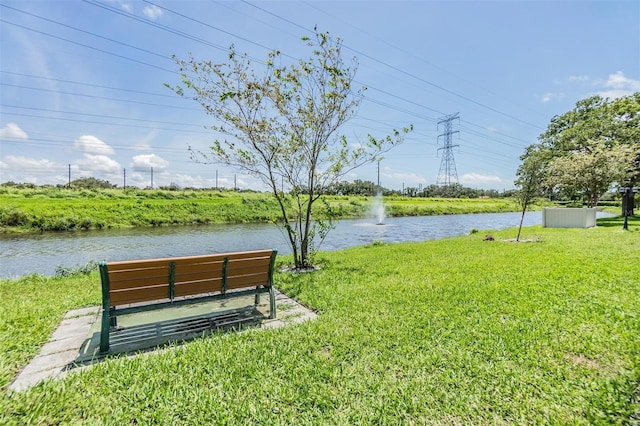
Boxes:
[100,309,110,353]
[269,286,276,319]
[254,289,261,306]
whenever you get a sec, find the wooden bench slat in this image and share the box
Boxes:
[174,278,224,297]
[227,272,269,289]
[220,250,273,260]
[104,250,263,269]
[109,278,170,292]
[171,257,226,268]
[228,255,272,264]
[110,285,170,305]
[149,250,273,264]
[227,261,273,276]
[105,259,172,272]
[174,262,225,277]
[105,270,164,283]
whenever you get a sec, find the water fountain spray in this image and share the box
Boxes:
[370,192,386,225]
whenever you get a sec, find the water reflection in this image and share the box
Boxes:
[1,211,543,278]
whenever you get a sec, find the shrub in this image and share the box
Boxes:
[79,218,93,230]
[0,207,29,227]
[54,260,99,277]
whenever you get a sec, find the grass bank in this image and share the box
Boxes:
[1,216,638,423]
[0,187,523,233]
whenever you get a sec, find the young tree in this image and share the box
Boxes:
[514,145,547,241]
[167,30,411,269]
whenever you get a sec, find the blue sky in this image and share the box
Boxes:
[1,0,638,191]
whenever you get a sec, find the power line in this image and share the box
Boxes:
[0,135,204,154]
[0,3,171,61]
[142,0,276,53]
[0,84,201,111]
[1,104,207,128]
[2,75,528,154]
[81,0,232,56]
[0,71,185,99]
[1,112,211,134]
[85,0,542,139]
[0,1,544,188]
[240,1,544,131]
[0,19,176,74]
[1,4,537,150]
[301,1,550,125]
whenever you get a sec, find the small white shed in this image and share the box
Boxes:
[542,207,597,228]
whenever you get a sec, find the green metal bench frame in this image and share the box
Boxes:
[99,249,277,353]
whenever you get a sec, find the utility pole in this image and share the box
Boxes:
[436,112,460,186]
[123,168,126,190]
[68,164,71,188]
[215,170,218,190]
[377,159,380,189]
[150,167,154,189]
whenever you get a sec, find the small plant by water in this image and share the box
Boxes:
[54,260,99,278]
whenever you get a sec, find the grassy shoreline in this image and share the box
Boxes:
[0,187,526,233]
[1,217,638,424]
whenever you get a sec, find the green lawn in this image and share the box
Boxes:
[1,217,638,424]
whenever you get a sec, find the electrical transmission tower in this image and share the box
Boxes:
[436,112,460,186]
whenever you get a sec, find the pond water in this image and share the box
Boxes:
[0,211,549,278]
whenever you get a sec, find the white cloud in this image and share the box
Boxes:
[0,123,28,139]
[131,153,169,171]
[143,5,163,20]
[74,154,121,174]
[545,71,639,103]
[596,71,640,99]
[106,0,132,13]
[133,143,152,151]
[0,155,62,184]
[459,173,503,185]
[173,174,215,188]
[1,155,57,170]
[74,135,115,156]
[568,75,589,83]
[383,171,427,184]
[134,129,158,151]
[541,92,564,103]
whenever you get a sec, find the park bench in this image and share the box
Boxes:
[99,249,277,353]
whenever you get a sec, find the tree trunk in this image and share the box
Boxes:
[622,189,635,217]
[516,208,526,242]
[516,197,529,242]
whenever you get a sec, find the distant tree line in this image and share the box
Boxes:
[0,178,625,202]
[0,179,524,199]
[322,180,516,198]
[0,179,258,193]
[1,178,117,190]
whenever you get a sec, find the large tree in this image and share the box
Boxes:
[524,93,640,211]
[168,30,410,269]
[545,141,633,207]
